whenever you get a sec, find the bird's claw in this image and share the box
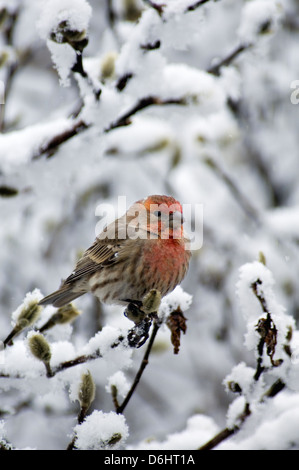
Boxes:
[124,289,161,324]
[127,315,152,348]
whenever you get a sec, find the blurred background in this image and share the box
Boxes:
[0,0,299,449]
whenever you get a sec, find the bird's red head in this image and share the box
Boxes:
[137,195,185,240]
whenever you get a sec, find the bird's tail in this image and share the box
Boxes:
[39,285,83,308]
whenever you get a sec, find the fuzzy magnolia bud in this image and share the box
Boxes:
[16,301,42,331]
[4,300,42,347]
[258,251,266,266]
[39,303,81,333]
[56,303,81,324]
[123,0,143,22]
[101,52,118,80]
[28,333,51,364]
[142,289,161,314]
[0,50,8,69]
[105,433,122,446]
[78,370,96,411]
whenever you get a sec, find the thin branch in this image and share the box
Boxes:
[262,378,285,400]
[43,317,154,377]
[199,402,251,451]
[199,428,235,451]
[145,0,212,15]
[199,376,285,450]
[143,1,165,16]
[71,52,102,101]
[141,40,161,51]
[106,0,117,28]
[115,73,134,92]
[52,351,101,375]
[31,95,185,159]
[34,120,89,159]
[199,278,289,450]
[203,156,260,223]
[185,0,212,12]
[105,96,186,132]
[207,43,252,77]
[116,320,161,414]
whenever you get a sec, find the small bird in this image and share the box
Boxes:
[39,195,191,314]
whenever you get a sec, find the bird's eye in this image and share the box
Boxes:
[154,210,162,218]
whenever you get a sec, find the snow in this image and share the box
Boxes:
[238,0,282,43]
[158,286,192,320]
[45,40,77,87]
[130,414,219,450]
[11,288,43,324]
[1,0,299,451]
[0,117,77,173]
[37,0,92,41]
[236,261,295,363]
[37,0,92,87]
[106,371,130,399]
[219,392,299,450]
[74,410,129,450]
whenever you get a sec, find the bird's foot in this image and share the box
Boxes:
[127,315,152,348]
[124,289,162,324]
[124,290,162,348]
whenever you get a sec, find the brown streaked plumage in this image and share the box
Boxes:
[39,195,191,308]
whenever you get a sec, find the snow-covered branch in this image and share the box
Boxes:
[0,0,298,452]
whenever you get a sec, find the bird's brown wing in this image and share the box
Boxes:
[38,239,121,307]
[64,214,131,284]
[64,239,120,284]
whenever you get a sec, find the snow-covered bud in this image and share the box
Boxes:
[16,300,42,331]
[38,0,92,51]
[122,0,143,22]
[238,0,282,44]
[74,410,129,450]
[78,370,96,412]
[4,291,43,346]
[50,20,89,52]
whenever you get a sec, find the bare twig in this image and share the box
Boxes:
[116,319,161,414]
[106,0,117,28]
[105,96,186,132]
[31,95,185,159]
[145,0,212,15]
[52,351,101,375]
[203,156,260,223]
[141,40,161,51]
[71,51,102,100]
[143,1,165,16]
[34,120,89,159]
[199,403,251,451]
[185,0,213,12]
[207,43,252,77]
[115,73,134,92]
[199,377,285,450]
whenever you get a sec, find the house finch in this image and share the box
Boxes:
[39,195,191,314]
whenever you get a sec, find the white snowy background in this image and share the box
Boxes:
[0,0,299,450]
